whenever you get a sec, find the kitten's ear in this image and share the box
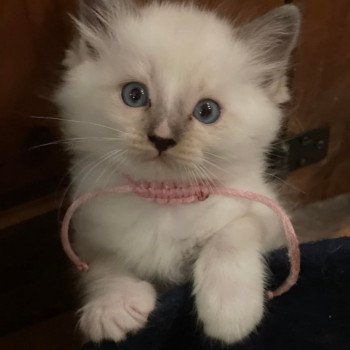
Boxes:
[239,5,301,103]
[79,0,108,28]
[70,0,138,61]
[79,0,138,29]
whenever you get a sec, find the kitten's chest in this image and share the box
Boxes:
[83,192,248,238]
[77,193,249,281]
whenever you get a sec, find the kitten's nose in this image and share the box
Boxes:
[148,135,177,153]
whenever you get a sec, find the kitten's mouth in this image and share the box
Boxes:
[146,152,172,163]
[149,154,162,161]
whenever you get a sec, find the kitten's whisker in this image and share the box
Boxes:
[104,150,129,185]
[195,163,217,193]
[193,164,209,188]
[197,165,216,194]
[94,149,128,187]
[189,168,199,187]
[58,153,94,199]
[89,149,127,190]
[194,164,211,190]
[203,151,228,162]
[170,154,200,164]
[93,163,114,190]
[183,166,192,185]
[200,161,225,187]
[201,158,229,175]
[265,172,306,194]
[179,164,187,184]
[196,156,223,180]
[264,152,286,159]
[74,149,124,195]
[28,137,121,150]
[30,116,127,135]
[66,159,104,199]
[58,153,103,219]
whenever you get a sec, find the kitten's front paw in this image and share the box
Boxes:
[79,281,156,343]
[196,289,264,344]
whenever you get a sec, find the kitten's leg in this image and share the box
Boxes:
[194,216,266,344]
[78,260,156,343]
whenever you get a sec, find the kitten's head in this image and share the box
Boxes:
[56,0,300,184]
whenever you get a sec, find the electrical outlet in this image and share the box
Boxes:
[287,126,330,171]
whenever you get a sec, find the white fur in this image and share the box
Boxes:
[56,1,299,344]
[79,264,156,342]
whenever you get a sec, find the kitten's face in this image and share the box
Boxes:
[57,1,299,184]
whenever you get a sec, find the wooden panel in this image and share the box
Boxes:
[287,0,350,203]
[188,0,282,18]
[0,193,59,230]
[0,0,77,206]
[0,211,75,335]
[0,312,81,350]
[138,0,282,20]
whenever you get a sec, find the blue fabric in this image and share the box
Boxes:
[82,237,350,350]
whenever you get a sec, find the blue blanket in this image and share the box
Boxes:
[82,237,350,350]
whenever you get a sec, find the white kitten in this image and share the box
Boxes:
[56,0,300,344]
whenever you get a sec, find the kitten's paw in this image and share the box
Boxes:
[196,290,264,344]
[79,281,156,343]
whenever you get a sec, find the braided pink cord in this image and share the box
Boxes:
[61,180,300,300]
[211,187,300,299]
[61,185,132,272]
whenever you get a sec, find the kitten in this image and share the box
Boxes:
[56,0,300,344]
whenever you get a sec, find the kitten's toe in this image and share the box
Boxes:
[79,281,156,343]
[197,292,264,344]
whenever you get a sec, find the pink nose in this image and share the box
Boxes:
[148,135,177,153]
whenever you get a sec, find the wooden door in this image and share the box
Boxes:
[287,0,350,203]
[0,0,77,212]
[0,0,78,336]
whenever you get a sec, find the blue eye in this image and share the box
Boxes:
[121,82,149,107]
[193,99,221,124]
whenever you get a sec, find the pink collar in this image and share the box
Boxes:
[124,175,211,204]
[61,176,300,300]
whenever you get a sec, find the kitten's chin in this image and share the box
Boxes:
[125,153,187,182]
[147,153,174,165]
[132,150,179,168]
